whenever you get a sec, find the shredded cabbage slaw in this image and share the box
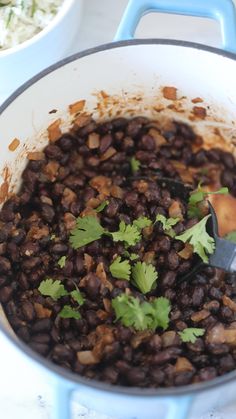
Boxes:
[0,0,63,50]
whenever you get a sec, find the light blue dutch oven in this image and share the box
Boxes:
[1,1,236,418]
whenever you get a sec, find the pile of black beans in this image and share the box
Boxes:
[0,115,236,388]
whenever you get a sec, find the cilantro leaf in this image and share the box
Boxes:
[70,289,84,305]
[188,186,228,219]
[133,216,152,230]
[132,261,158,294]
[111,294,171,331]
[59,305,81,319]
[130,253,139,261]
[95,200,109,213]
[69,215,105,249]
[110,221,141,247]
[110,256,131,280]
[123,250,139,260]
[38,279,68,301]
[130,157,141,174]
[150,297,171,330]
[176,215,215,263]
[224,231,236,244]
[156,214,179,231]
[58,256,66,268]
[112,294,149,331]
[178,328,205,343]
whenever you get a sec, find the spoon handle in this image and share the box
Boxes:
[209,237,236,272]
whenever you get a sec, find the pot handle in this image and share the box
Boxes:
[52,381,72,419]
[165,396,193,419]
[114,0,236,53]
[50,383,192,419]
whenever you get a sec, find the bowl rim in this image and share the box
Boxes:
[1,38,236,397]
[0,0,77,57]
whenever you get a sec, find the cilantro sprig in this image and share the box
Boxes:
[112,294,171,331]
[188,185,228,219]
[59,305,81,320]
[95,200,109,213]
[155,214,179,238]
[175,215,215,263]
[38,279,68,300]
[69,216,105,249]
[69,216,144,250]
[132,261,158,294]
[58,256,66,268]
[130,157,141,174]
[133,216,152,230]
[38,279,84,319]
[110,221,141,247]
[178,328,205,343]
[110,256,131,280]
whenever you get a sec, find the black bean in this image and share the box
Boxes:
[44,144,63,160]
[207,344,229,355]
[174,371,195,386]
[122,346,133,362]
[187,338,204,353]
[20,241,39,257]
[220,169,234,189]
[158,236,171,253]
[150,368,165,385]
[153,348,182,365]
[85,310,101,327]
[32,333,51,344]
[57,134,74,151]
[30,342,49,355]
[32,319,52,333]
[102,367,119,384]
[0,256,11,274]
[99,134,113,153]
[85,274,101,300]
[167,250,180,270]
[52,344,74,362]
[126,367,147,386]
[192,150,209,166]
[221,152,235,169]
[209,287,223,301]
[148,335,162,352]
[161,271,176,288]
[192,286,205,307]
[41,203,55,223]
[140,134,155,151]
[21,301,36,322]
[51,243,68,254]
[220,306,234,321]
[115,326,132,343]
[198,367,217,381]
[0,286,13,303]
[105,198,120,217]
[22,257,41,271]
[17,326,30,342]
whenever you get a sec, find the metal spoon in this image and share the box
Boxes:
[156,177,236,280]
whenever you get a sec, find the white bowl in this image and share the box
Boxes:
[1,0,83,98]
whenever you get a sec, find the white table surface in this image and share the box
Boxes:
[1,1,236,418]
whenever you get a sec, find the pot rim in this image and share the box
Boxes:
[0,0,77,58]
[1,38,236,397]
